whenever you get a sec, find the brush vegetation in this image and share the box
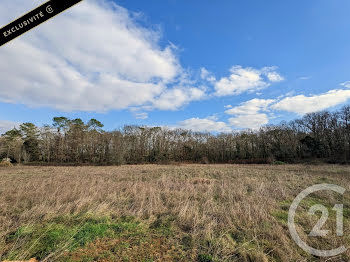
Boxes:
[0,164,350,261]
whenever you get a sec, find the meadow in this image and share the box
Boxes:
[0,164,350,261]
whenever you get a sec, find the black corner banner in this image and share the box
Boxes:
[0,0,82,47]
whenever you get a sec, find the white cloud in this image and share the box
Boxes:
[0,120,20,134]
[266,71,284,82]
[225,98,275,115]
[225,99,275,129]
[200,68,210,80]
[200,67,216,82]
[0,0,204,112]
[299,76,311,80]
[228,114,269,129]
[0,1,284,116]
[214,66,283,96]
[178,117,231,133]
[341,81,350,88]
[133,112,148,120]
[151,87,206,110]
[177,85,350,132]
[178,98,274,131]
[271,89,350,115]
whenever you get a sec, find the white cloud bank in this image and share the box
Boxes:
[225,99,275,129]
[224,88,350,129]
[213,66,283,96]
[272,89,350,115]
[178,87,350,132]
[2,0,350,132]
[177,99,275,132]
[0,0,204,112]
[341,81,350,88]
[178,117,231,133]
[0,0,286,120]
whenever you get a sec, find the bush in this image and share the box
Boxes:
[0,161,13,167]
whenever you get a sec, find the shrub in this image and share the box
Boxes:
[0,161,13,167]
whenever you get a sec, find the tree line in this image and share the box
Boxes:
[2,106,350,165]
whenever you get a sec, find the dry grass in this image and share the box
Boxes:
[0,164,350,261]
[0,161,13,167]
[3,259,38,262]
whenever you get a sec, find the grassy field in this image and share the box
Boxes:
[0,164,350,261]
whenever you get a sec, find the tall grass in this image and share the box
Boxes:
[0,164,349,261]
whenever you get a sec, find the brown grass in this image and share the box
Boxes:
[0,161,13,167]
[3,259,38,262]
[0,164,349,261]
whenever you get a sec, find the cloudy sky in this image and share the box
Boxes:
[0,0,350,133]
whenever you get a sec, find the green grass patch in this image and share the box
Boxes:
[317,177,335,184]
[299,196,331,210]
[279,200,292,211]
[149,213,175,236]
[4,215,144,261]
[271,210,288,223]
[197,253,215,262]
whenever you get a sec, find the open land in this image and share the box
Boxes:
[0,164,350,261]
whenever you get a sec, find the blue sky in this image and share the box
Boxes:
[0,0,350,133]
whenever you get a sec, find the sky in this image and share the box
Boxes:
[0,0,350,134]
